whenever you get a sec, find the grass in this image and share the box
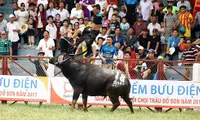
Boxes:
[0,103,200,120]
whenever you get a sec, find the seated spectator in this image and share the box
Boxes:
[95,25,108,44]
[46,2,57,20]
[137,28,150,51]
[57,1,70,21]
[116,51,137,79]
[193,11,200,38]
[137,46,146,59]
[70,2,84,25]
[147,15,161,36]
[106,0,117,21]
[148,29,161,56]
[93,37,104,67]
[138,0,153,24]
[0,12,7,33]
[124,45,136,59]
[99,36,118,69]
[109,14,120,36]
[113,27,124,50]
[115,43,123,59]
[120,17,130,37]
[124,28,137,49]
[118,3,127,18]
[163,0,179,14]
[132,14,147,37]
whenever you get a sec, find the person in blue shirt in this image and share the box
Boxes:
[166,29,181,61]
[113,27,124,50]
[99,36,118,69]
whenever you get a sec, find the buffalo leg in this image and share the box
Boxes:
[82,94,88,112]
[121,95,134,113]
[71,91,81,111]
[108,94,120,112]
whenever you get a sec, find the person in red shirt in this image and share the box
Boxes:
[116,51,137,79]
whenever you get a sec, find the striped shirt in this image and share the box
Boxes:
[179,12,193,29]
[183,47,198,65]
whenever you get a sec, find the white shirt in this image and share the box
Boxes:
[15,10,29,24]
[177,0,191,11]
[95,0,107,11]
[37,0,48,8]
[17,0,28,10]
[60,26,67,38]
[57,9,70,21]
[139,0,153,21]
[70,8,83,24]
[147,23,161,36]
[7,22,20,42]
[38,38,55,57]
[95,34,108,45]
[106,4,118,20]
[46,23,57,40]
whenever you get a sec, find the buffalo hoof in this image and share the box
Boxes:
[83,109,88,112]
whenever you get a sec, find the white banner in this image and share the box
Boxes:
[0,75,49,102]
[50,77,200,108]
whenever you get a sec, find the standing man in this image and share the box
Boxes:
[7,14,20,57]
[147,15,161,36]
[0,12,7,36]
[99,36,118,69]
[124,0,137,25]
[57,1,70,21]
[0,31,12,56]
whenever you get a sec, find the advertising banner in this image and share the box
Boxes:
[50,77,200,108]
[0,75,49,102]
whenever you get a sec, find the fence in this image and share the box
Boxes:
[1,56,200,112]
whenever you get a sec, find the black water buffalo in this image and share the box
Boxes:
[49,52,134,113]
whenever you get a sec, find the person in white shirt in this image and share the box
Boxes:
[70,3,84,25]
[37,0,48,9]
[95,26,108,44]
[38,30,55,57]
[138,0,153,23]
[46,2,57,20]
[147,15,161,36]
[177,0,191,11]
[7,14,20,56]
[106,0,117,20]
[46,15,57,56]
[57,1,70,21]
[95,0,107,12]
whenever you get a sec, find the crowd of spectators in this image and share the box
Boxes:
[0,0,200,79]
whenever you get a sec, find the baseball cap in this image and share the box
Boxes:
[148,49,155,53]
[1,31,6,35]
[9,14,15,18]
[138,46,144,50]
[137,14,143,19]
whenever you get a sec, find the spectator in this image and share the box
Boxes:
[109,14,120,36]
[178,5,193,38]
[17,0,28,10]
[0,13,7,34]
[153,0,162,15]
[163,6,177,42]
[70,3,84,25]
[27,16,36,48]
[113,27,124,50]
[15,3,29,46]
[102,13,109,28]
[65,0,76,14]
[54,13,62,49]
[27,52,48,77]
[46,2,57,20]
[141,49,157,79]
[155,3,165,24]
[124,45,136,59]
[28,3,37,20]
[137,46,146,59]
[93,36,104,67]
[138,0,153,24]
[95,25,108,44]
[95,0,107,12]
[7,14,20,57]
[132,14,147,37]
[147,15,161,36]
[106,0,117,20]
[124,28,137,49]
[79,0,95,18]
[116,51,137,79]
[148,29,160,55]
[99,36,118,69]
[124,0,138,25]
[182,39,198,80]
[177,0,191,12]
[37,0,48,9]
[36,3,47,44]
[37,30,55,57]
[137,28,150,50]
[163,0,179,14]
[120,17,130,37]
[46,15,57,56]
[12,2,19,16]
[0,31,12,56]
[115,43,123,59]
[118,3,127,18]
[57,1,70,21]
[166,29,181,61]
[193,11,200,38]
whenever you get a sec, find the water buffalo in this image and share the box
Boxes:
[49,52,134,113]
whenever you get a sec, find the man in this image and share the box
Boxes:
[177,0,191,12]
[182,39,198,80]
[137,28,150,50]
[193,11,200,38]
[106,0,117,20]
[138,0,153,24]
[125,0,137,25]
[166,29,181,61]
[95,25,108,44]
[0,31,12,56]
[147,15,161,36]
[163,0,179,14]
[116,51,137,79]
[132,14,147,37]
[178,5,193,38]
[0,12,7,35]
[164,6,177,42]
[113,27,124,50]
[57,1,70,21]
[95,0,107,12]
[70,3,84,25]
[155,3,165,24]
[37,30,55,57]
[46,1,57,20]
[7,14,20,57]
[99,36,118,69]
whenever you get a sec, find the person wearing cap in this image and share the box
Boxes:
[7,14,20,57]
[138,0,153,24]
[70,2,84,25]
[178,5,193,38]
[163,0,179,14]
[148,28,160,55]
[0,12,7,36]
[137,46,146,59]
[132,14,147,37]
